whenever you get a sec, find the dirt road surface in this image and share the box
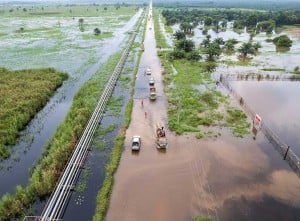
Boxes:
[106,5,300,221]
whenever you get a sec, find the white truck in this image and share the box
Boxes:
[145,67,151,75]
[131,135,141,151]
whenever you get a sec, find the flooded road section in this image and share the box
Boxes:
[107,6,300,221]
[0,9,142,196]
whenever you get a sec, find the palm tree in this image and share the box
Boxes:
[238,42,254,57]
[176,39,195,52]
[94,28,101,36]
[224,41,235,51]
[253,42,261,51]
[78,18,84,31]
[173,31,186,40]
[205,42,221,61]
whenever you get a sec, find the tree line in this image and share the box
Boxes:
[162,9,300,34]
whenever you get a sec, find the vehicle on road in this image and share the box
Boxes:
[145,67,151,75]
[149,86,156,100]
[132,135,141,151]
[156,126,167,149]
[149,77,155,86]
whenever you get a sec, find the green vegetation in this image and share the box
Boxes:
[273,35,293,51]
[225,108,250,137]
[93,11,146,221]
[0,5,140,18]
[161,8,300,37]
[238,41,261,59]
[261,68,285,71]
[160,55,250,138]
[153,9,170,49]
[156,6,251,139]
[93,130,125,221]
[77,166,91,193]
[0,67,68,160]
[193,216,213,221]
[294,66,300,74]
[93,124,116,150]
[0,53,121,220]
[82,32,113,40]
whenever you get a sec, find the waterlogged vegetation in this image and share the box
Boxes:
[93,13,146,221]
[82,31,113,40]
[193,216,212,221]
[0,67,67,160]
[153,8,170,49]
[0,53,121,220]
[92,124,116,151]
[160,56,249,137]
[153,9,250,138]
[0,4,139,76]
[0,5,139,18]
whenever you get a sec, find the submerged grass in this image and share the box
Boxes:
[153,9,169,49]
[93,11,146,221]
[82,32,113,40]
[160,52,250,138]
[0,5,139,18]
[261,68,285,71]
[193,216,213,221]
[0,67,68,160]
[0,53,121,220]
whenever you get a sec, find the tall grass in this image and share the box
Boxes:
[158,52,250,138]
[0,67,68,160]
[152,8,170,49]
[0,53,121,220]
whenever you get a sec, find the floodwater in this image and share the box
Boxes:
[0,9,142,196]
[62,41,142,220]
[158,14,173,47]
[230,81,300,156]
[107,6,300,221]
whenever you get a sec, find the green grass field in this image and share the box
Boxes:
[0,67,68,160]
[159,51,250,138]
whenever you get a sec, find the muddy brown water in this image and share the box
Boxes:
[106,6,300,221]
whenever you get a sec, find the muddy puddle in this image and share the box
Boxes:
[107,7,300,221]
[0,9,142,197]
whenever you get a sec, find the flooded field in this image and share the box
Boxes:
[1,2,300,220]
[0,5,142,198]
[229,81,300,156]
[107,6,300,221]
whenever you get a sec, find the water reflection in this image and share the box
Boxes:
[230,81,300,156]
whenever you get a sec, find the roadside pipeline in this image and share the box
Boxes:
[23,10,145,221]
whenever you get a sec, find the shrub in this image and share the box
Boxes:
[273,35,292,48]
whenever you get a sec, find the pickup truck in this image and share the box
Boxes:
[156,127,168,149]
[149,86,156,100]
